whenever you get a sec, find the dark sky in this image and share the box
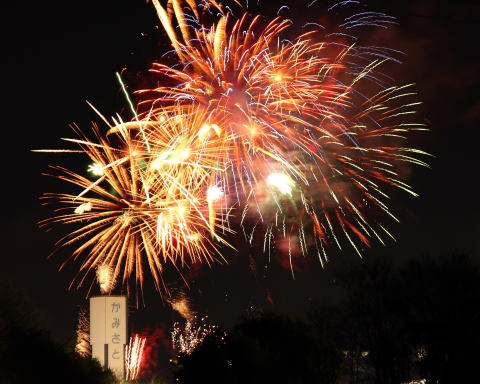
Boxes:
[3,0,480,364]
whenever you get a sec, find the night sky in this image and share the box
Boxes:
[4,0,479,367]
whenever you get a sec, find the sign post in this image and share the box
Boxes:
[90,296,127,378]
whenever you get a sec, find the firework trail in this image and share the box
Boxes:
[75,307,91,357]
[125,334,147,380]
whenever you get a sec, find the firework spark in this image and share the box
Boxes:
[125,334,147,381]
[87,162,105,177]
[172,316,217,355]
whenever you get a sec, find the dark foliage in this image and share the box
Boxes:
[174,312,341,384]
[172,254,480,384]
[401,254,480,384]
[0,282,117,384]
[309,253,480,384]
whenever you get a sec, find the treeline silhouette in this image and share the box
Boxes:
[2,253,479,384]
[0,282,116,384]
[173,254,480,384]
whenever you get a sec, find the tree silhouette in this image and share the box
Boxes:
[332,257,412,384]
[401,254,480,384]
[0,282,116,384]
[174,312,341,384]
[308,253,480,384]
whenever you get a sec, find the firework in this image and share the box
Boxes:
[39,0,429,292]
[75,307,91,357]
[138,0,430,265]
[125,334,147,381]
[39,111,231,294]
[172,315,217,355]
[96,264,116,294]
[169,291,195,321]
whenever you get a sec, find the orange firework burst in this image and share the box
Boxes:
[38,109,231,293]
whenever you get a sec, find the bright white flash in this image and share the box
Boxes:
[266,172,295,195]
[207,186,223,201]
[87,162,104,176]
